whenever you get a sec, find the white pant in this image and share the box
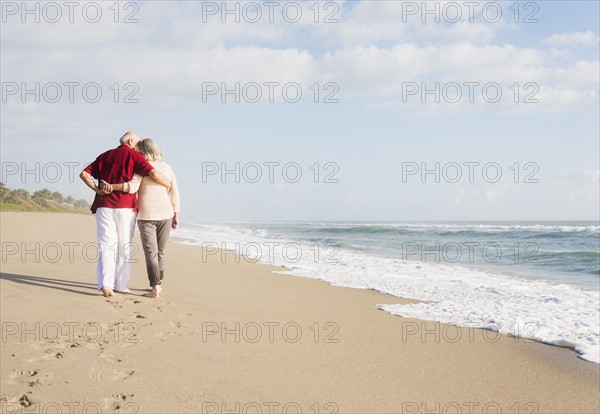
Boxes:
[95,207,136,291]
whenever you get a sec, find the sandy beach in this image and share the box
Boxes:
[0,212,598,413]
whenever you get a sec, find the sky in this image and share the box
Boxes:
[1,0,599,222]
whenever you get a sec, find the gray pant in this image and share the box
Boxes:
[138,219,172,287]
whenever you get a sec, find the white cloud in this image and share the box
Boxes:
[543,31,600,48]
[1,1,598,128]
[551,170,600,203]
[485,181,511,202]
[2,40,597,117]
[316,0,507,47]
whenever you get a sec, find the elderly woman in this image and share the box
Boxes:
[102,137,180,298]
[134,138,180,297]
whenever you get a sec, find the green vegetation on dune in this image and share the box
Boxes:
[0,182,91,214]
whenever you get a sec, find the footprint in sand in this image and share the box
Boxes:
[104,394,135,411]
[19,393,34,407]
[155,305,169,312]
[26,344,70,363]
[11,369,39,379]
[0,394,35,409]
[7,369,41,387]
[153,328,181,340]
[110,297,143,308]
[89,366,104,383]
[99,351,122,364]
[110,302,124,310]
[28,379,43,387]
[45,348,60,358]
[168,321,184,329]
[111,369,135,381]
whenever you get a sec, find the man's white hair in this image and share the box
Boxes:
[119,131,138,145]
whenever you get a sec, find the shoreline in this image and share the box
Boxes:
[1,212,598,413]
[174,223,600,364]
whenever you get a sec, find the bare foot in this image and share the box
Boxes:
[114,289,131,294]
[100,286,114,297]
[143,285,162,298]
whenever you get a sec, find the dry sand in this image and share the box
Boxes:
[1,212,598,413]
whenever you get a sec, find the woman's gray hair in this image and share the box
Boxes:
[138,137,164,161]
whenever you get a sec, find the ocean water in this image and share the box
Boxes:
[173,221,600,363]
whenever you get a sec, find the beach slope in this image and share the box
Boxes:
[1,212,598,413]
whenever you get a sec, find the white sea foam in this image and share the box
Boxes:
[173,223,600,363]
[312,222,600,233]
[214,221,599,233]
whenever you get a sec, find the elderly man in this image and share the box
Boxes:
[80,132,171,297]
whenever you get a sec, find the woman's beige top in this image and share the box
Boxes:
[127,160,180,221]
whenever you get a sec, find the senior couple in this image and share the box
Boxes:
[79,132,180,299]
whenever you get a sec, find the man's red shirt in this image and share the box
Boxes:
[84,145,154,213]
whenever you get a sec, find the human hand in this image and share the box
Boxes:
[98,180,113,195]
[172,213,178,229]
[95,187,110,196]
